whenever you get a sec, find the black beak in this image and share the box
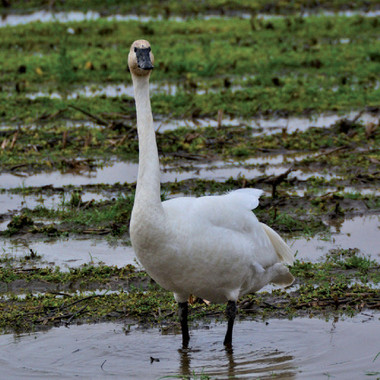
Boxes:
[135,47,154,70]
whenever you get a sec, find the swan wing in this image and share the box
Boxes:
[224,188,263,210]
[162,188,263,234]
[160,190,293,300]
[162,189,293,267]
[189,188,263,234]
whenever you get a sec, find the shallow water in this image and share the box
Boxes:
[290,214,380,262]
[254,111,379,134]
[156,111,379,134]
[0,314,378,379]
[0,161,138,189]
[0,159,345,189]
[1,111,377,140]
[25,82,180,100]
[292,186,380,197]
[0,237,137,269]
[0,191,107,214]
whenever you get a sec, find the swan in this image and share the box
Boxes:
[128,40,295,348]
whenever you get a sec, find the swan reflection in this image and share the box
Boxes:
[177,344,296,379]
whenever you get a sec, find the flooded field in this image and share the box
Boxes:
[0,2,379,379]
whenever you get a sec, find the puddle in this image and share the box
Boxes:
[0,159,346,189]
[290,215,380,262]
[341,187,380,196]
[25,82,181,100]
[161,161,341,183]
[0,120,100,132]
[1,112,377,138]
[0,314,378,379]
[26,83,134,100]
[292,187,380,197]
[0,10,99,27]
[162,161,283,182]
[1,9,380,28]
[0,237,137,269]
[242,155,287,166]
[0,11,177,27]
[252,111,379,134]
[22,81,264,100]
[156,111,379,134]
[289,169,341,181]
[155,117,243,132]
[0,162,139,189]
[0,191,108,214]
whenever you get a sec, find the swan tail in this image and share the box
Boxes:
[271,264,295,287]
[261,223,295,265]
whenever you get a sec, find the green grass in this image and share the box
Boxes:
[0,15,379,121]
[0,247,379,333]
[291,251,380,284]
[6,193,135,235]
[3,0,380,15]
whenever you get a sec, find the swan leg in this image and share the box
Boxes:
[178,302,190,348]
[223,300,237,348]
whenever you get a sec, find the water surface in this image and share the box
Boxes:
[290,214,380,262]
[0,159,345,189]
[0,314,378,379]
[0,237,136,269]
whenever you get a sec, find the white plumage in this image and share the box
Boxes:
[128,40,294,348]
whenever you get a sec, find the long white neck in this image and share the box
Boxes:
[132,74,163,211]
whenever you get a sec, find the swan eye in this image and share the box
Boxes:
[148,47,151,52]
[134,47,137,53]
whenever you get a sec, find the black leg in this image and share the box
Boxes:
[223,300,237,348]
[178,302,190,348]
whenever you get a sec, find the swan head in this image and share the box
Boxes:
[128,40,154,77]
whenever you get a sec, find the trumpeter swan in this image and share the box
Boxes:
[129,40,294,348]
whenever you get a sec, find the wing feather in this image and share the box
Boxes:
[224,188,263,210]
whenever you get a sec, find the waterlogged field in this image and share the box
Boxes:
[0,1,379,379]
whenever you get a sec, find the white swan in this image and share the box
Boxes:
[129,40,294,348]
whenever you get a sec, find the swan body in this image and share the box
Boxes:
[128,40,294,347]
[132,189,293,304]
